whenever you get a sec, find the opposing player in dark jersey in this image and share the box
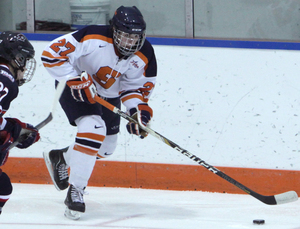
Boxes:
[0,31,40,215]
[42,6,157,219]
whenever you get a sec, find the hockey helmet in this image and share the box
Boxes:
[111,6,146,56]
[0,31,36,86]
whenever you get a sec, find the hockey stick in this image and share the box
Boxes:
[34,80,66,130]
[8,80,66,149]
[94,95,298,205]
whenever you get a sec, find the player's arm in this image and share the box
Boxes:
[120,54,157,139]
[41,33,81,81]
[0,117,40,166]
[0,79,40,165]
[41,33,98,104]
[121,85,155,139]
[41,31,97,81]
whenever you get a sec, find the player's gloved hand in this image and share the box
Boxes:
[0,117,40,165]
[0,132,11,166]
[3,118,40,149]
[0,118,20,165]
[126,103,153,139]
[66,71,97,104]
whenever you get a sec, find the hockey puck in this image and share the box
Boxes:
[253,219,265,225]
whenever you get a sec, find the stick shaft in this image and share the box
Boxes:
[94,95,298,205]
[35,80,66,130]
[9,80,66,149]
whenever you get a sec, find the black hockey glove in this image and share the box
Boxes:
[126,103,153,139]
[0,119,20,166]
[3,118,40,149]
[0,132,11,166]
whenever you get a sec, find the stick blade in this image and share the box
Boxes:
[274,191,298,205]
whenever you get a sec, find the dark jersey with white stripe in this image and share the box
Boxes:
[0,65,18,120]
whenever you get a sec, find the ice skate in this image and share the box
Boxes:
[64,184,85,220]
[43,147,69,191]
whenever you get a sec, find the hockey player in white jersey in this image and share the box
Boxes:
[42,6,157,219]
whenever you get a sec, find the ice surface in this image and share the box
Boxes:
[1,184,299,229]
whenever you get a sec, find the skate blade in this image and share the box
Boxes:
[64,207,81,220]
[43,152,62,191]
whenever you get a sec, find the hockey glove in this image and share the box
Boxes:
[0,132,12,166]
[3,118,40,149]
[126,103,153,139]
[0,151,9,166]
[66,71,97,104]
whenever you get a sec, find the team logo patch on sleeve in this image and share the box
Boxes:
[130,60,139,68]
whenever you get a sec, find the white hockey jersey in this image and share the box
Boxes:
[41,25,157,109]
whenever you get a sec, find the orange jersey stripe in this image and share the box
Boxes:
[73,144,98,156]
[134,51,149,77]
[41,50,69,60]
[77,132,105,142]
[42,61,66,68]
[121,93,144,103]
[135,51,149,65]
[41,50,69,68]
[80,34,113,44]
